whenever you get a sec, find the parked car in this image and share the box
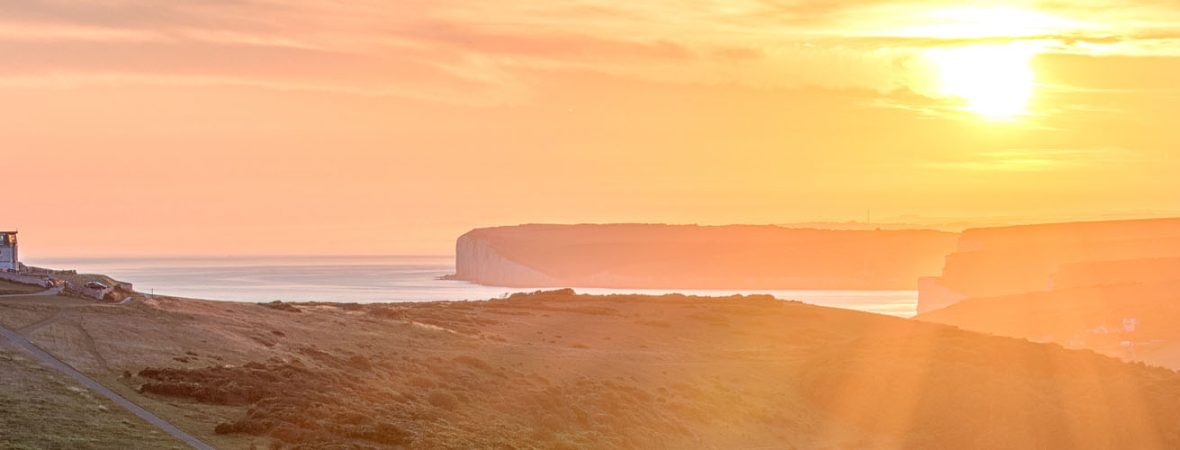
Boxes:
[85,281,109,290]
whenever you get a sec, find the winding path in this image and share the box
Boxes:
[0,292,216,450]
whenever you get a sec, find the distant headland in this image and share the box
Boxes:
[447,224,959,290]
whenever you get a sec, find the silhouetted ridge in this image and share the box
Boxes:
[918,217,1180,313]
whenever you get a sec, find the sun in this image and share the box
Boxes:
[925,44,1038,119]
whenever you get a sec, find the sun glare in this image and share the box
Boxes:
[926,44,1038,119]
[895,6,1067,120]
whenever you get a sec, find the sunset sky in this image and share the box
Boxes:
[2,0,1179,257]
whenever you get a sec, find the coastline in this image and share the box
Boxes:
[20,257,921,316]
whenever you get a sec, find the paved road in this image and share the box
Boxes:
[0,320,216,450]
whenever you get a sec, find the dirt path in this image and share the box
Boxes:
[0,322,216,450]
[18,308,69,334]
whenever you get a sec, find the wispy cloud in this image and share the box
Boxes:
[0,0,1176,106]
[917,148,1147,172]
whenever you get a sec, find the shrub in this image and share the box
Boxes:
[408,376,436,389]
[351,422,409,445]
[427,390,460,411]
[347,355,372,371]
[259,301,301,313]
[453,355,492,371]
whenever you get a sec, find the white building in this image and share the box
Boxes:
[0,231,17,271]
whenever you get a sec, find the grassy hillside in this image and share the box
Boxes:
[0,345,186,450]
[4,290,1180,449]
[0,279,44,296]
[919,281,1180,368]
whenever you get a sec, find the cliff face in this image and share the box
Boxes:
[917,217,1180,313]
[453,232,558,287]
[451,224,959,290]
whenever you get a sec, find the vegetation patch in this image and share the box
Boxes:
[259,301,302,313]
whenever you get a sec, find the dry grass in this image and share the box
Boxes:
[919,280,1180,368]
[0,279,44,296]
[5,290,1180,449]
[0,346,186,450]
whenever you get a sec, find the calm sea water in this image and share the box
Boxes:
[25,256,919,317]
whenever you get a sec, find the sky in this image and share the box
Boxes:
[2,0,1179,257]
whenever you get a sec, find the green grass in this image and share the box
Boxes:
[0,347,187,450]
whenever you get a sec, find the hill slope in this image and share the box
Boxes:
[4,290,1180,449]
[0,336,186,449]
[919,281,1180,368]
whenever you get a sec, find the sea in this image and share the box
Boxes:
[24,255,919,317]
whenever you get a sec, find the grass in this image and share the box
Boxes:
[0,347,186,450]
[0,279,45,296]
[7,290,1180,449]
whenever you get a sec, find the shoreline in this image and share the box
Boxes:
[8,258,922,317]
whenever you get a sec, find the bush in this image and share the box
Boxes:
[259,301,301,313]
[408,376,436,389]
[427,390,460,411]
[347,355,372,371]
[453,355,492,371]
[351,422,409,445]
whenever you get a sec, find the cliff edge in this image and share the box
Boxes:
[450,224,958,290]
[917,217,1180,313]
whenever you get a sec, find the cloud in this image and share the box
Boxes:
[917,148,1147,172]
[395,21,694,62]
[0,0,1175,108]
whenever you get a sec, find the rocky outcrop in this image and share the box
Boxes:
[451,224,959,290]
[917,217,1180,313]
